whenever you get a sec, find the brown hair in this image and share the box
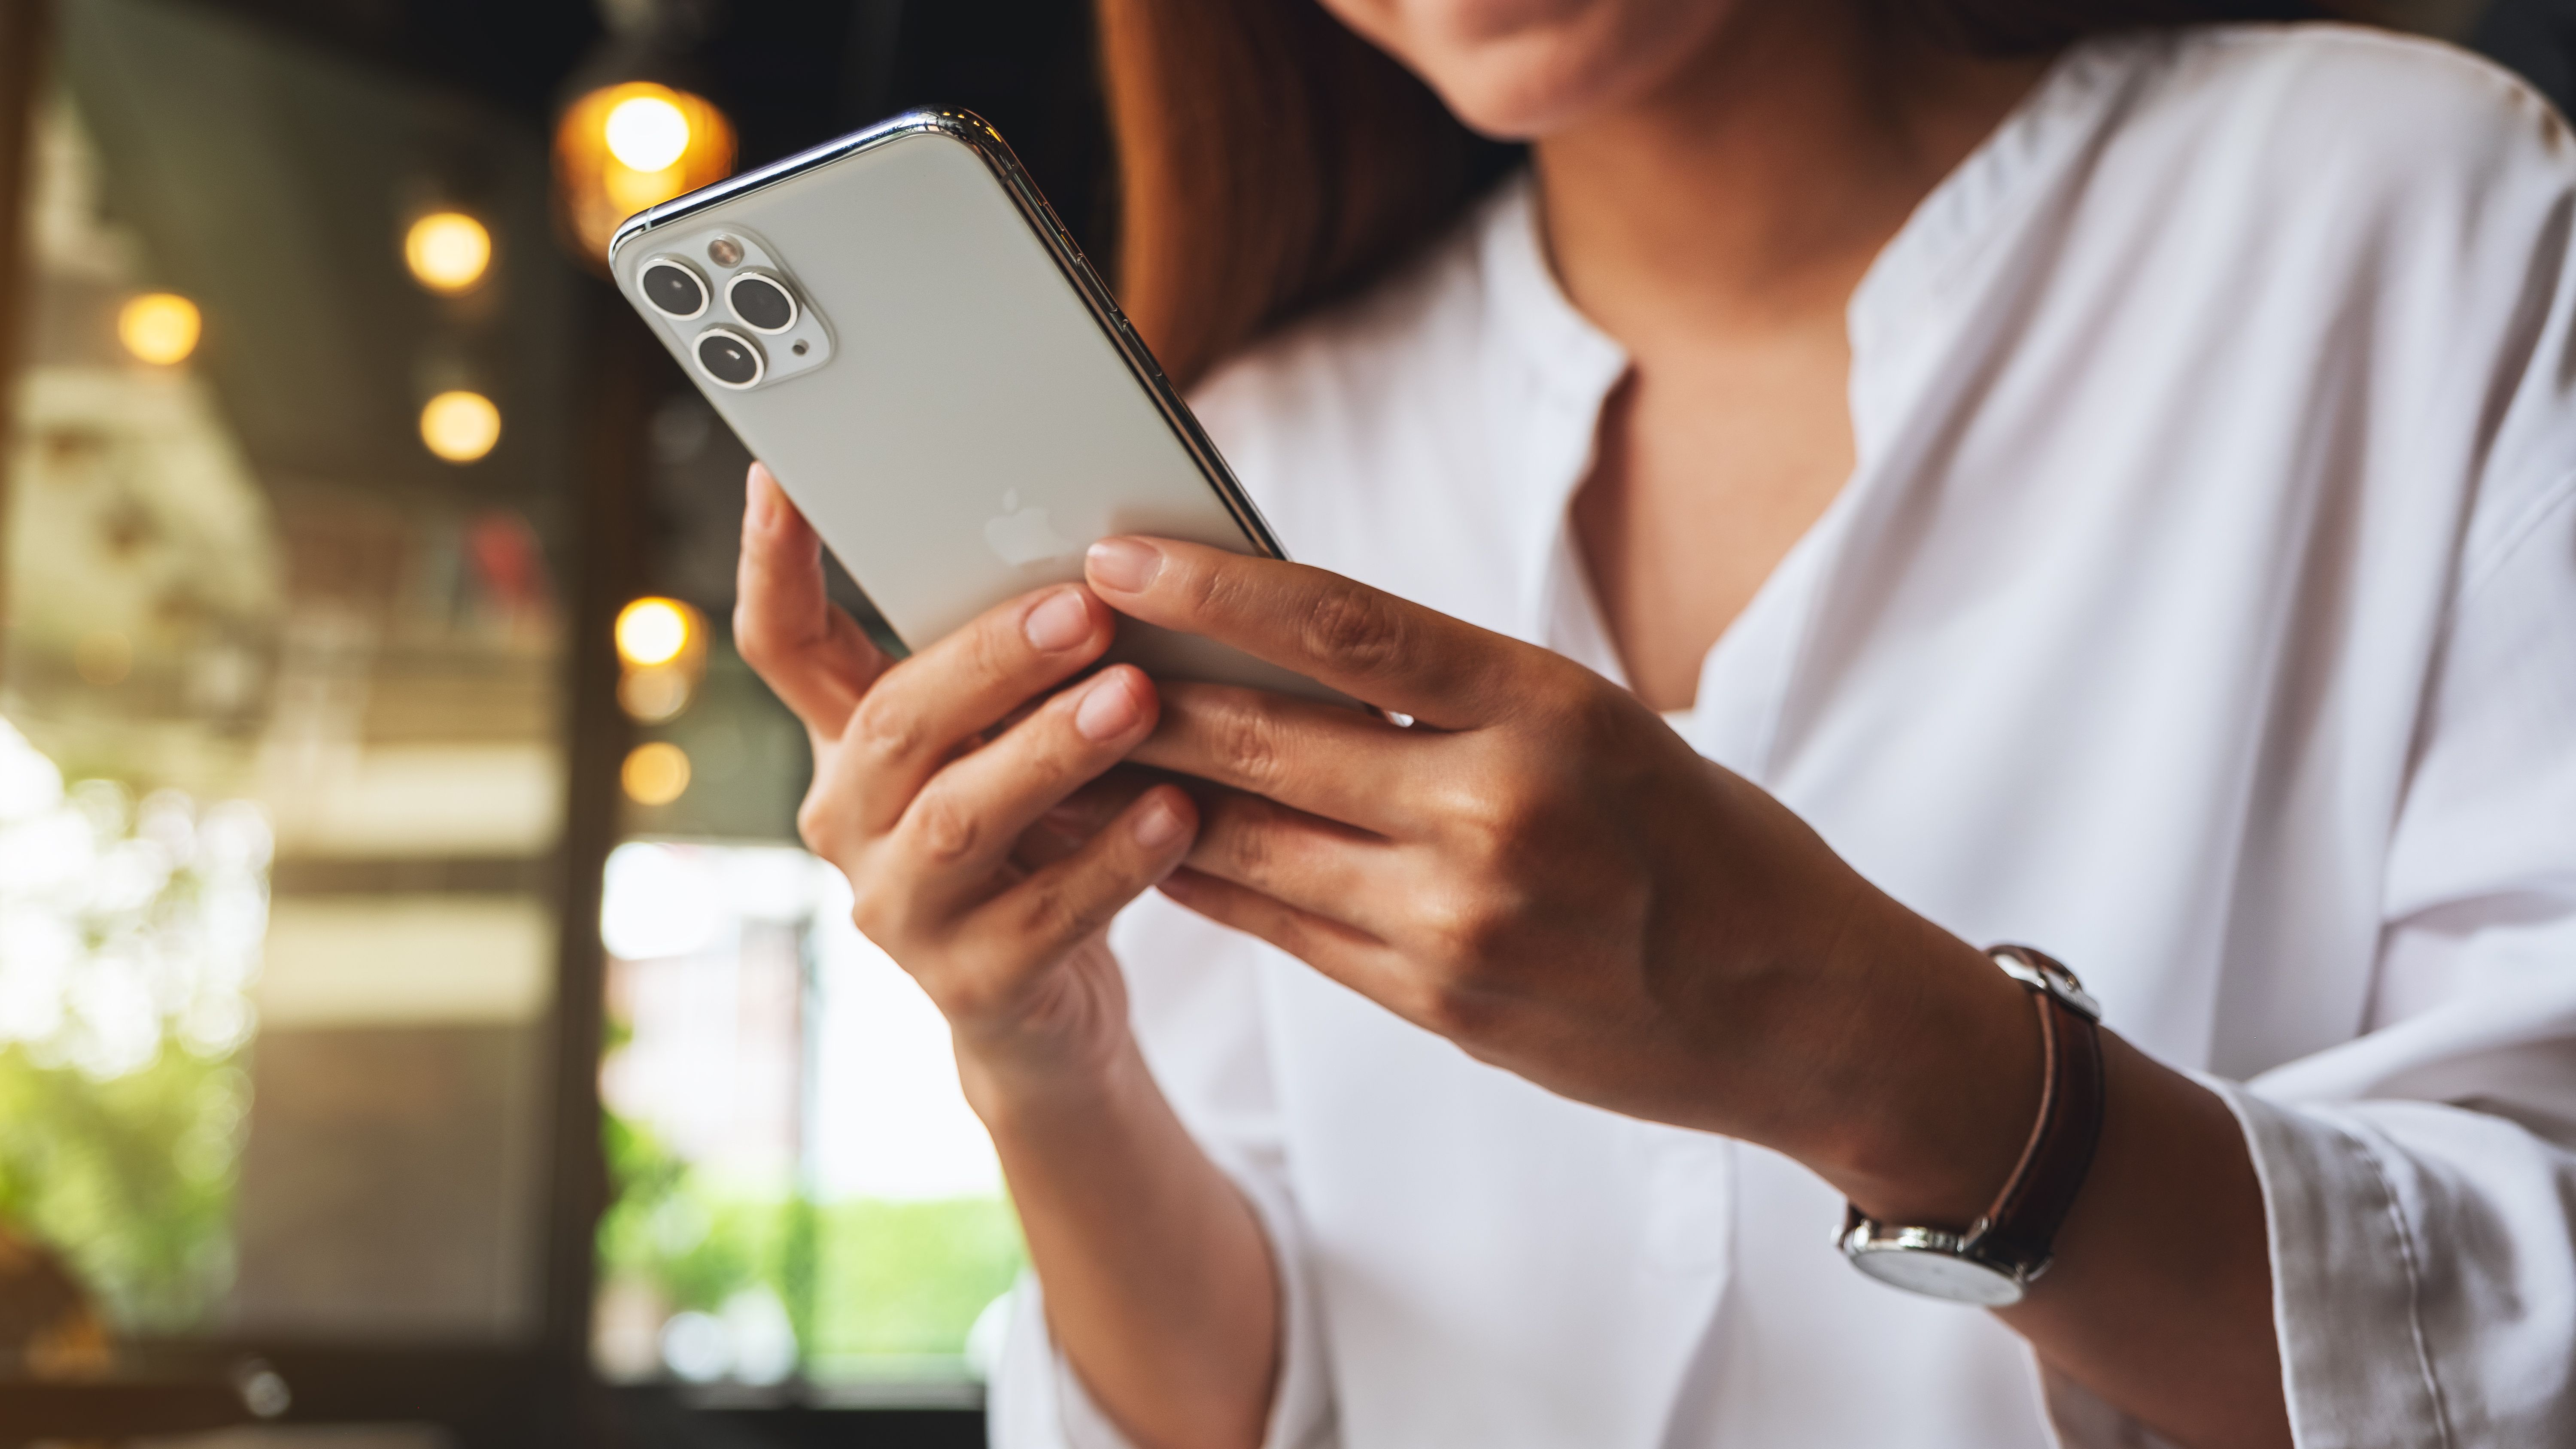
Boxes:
[1098,0,2329,389]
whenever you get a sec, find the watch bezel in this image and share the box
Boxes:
[1838,1216,2034,1307]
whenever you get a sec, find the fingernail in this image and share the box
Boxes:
[1132,793,1188,849]
[1075,672,1143,741]
[1024,589,1092,653]
[1086,538,1162,593]
[746,464,774,524]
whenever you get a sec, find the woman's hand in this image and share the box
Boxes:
[735,474,1288,1449]
[1075,534,2045,1227]
[1078,538,2285,1449]
[732,468,1200,1098]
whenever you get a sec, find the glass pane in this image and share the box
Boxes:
[592,840,1025,1393]
[2,0,575,1346]
[593,346,1024,1396]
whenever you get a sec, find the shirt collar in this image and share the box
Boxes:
[1468,176,1629,642]
[1472,32,2140,413]
[1476,173,1630,408]
[1846,33,2154,386]
[1461,38,2139,644]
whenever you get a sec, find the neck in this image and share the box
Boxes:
[1533,8,2050,348]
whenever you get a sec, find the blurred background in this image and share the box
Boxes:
[0,0,2563,1446]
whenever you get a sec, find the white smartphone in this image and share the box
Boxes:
[609,109,1337,703]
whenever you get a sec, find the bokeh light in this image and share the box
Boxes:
[117,292,200,365]
[617,667,693,724]
[622,742,692,806]
[554,81,734,263]
[404,211,492,294]
[605,94,691,173]
[419,390,502,463]
[615,597,692,669]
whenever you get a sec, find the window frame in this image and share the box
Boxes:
[0,2,988,1439]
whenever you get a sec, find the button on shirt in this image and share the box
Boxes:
[992,23,2576,1449]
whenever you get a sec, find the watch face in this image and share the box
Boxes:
[1848,1244,2027,1306]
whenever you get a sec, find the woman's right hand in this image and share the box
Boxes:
[732,463,1199,1097]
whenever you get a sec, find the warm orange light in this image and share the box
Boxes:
[555,81,735,263]
[605,94,691,172]
[118,293,200,365]
[615,597,693,668]
[405,212,492,294]
[614,597,708,723]
[420,390,502,463]
[622,742,692,806]
[617,667,694,723]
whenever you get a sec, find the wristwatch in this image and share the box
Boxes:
[1838,944,2107,1306]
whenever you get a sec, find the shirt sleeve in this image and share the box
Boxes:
[2242,468,2576,1447]
[2043,470,2576,1449]
[987,898,1338,1449]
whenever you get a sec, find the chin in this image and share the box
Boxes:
[1429,39,1654,138]
[1321,0,1743,139]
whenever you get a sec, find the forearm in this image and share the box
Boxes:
[1802,917,2287,1449]
[966,1039,1280,1449]
[1997,1039,2286,1449]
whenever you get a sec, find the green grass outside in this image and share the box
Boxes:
[809,1196,1024,1360]
[598,1111,1026,1367]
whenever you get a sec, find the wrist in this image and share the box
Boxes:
[956,1029,1143,1138]
[1785,900,2045,1229]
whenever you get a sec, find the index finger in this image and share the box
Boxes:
[734,462,890,740]
[1083,537,1521,728]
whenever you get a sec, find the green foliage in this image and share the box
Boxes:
[810,1196,1023,1360]
[597,1112,786,1316]
[597,1109,1024,1371]
[0,1045,246,1331]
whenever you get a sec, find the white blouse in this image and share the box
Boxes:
[993,24,2576,1449]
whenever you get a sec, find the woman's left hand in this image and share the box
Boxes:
[1074,534,2044,1227]
[1080,535,2289,1449]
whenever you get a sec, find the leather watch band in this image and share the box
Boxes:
[1838,944,2108,1301]
[1966,945,2107,1279]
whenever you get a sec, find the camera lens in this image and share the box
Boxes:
[696,327,764,389]
[726,272,798,334]
[641,258,707,319]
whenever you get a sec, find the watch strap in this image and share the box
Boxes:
[1966,945,2107,1279]
[1839,944,2108,1297]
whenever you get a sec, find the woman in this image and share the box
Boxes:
[736,2,2576,1446]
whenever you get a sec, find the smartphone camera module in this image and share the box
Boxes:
[641,257,710,319]
[726,271,799,334]
[635,231,824,389]
[696,327,765,389]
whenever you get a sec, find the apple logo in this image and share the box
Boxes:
[983,489,1077,566]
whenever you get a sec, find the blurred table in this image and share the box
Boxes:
[0,1358,287,1445]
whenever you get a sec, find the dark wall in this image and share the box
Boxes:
[184,0,1115,254]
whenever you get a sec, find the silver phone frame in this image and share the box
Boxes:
[608,108,1291,564]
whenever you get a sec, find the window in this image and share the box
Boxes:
[1,0,1111,1439]
[592,842,1024,1397]
[2,6,587,1433]
[1,0,578,1427]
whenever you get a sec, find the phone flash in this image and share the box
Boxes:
[707,237,744,267]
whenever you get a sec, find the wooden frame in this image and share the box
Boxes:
[0,0,49,630]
